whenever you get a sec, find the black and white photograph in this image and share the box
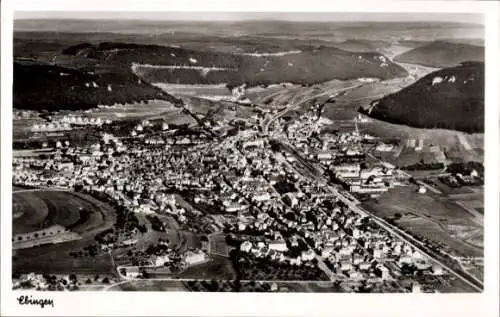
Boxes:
[1,1,499,316]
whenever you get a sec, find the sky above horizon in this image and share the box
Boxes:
[14,11,483,24]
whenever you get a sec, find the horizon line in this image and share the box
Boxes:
[13,11,484,25]
[14,17,483,24]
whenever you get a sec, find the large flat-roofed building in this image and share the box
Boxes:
[350,184,389,194]
[333,163,361,178]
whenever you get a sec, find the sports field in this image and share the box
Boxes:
[13,191,116,235]
[12,190,117,274]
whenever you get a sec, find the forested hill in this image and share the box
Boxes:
[13,61,180,111]
[60,42,409,86]
[360,62,484,133]
[394,41,484,68]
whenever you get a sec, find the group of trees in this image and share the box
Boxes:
[13,274,79,291]
[94,228,117,245]
[145,215,166,232]
[400,161,445,171]
[185,279,274,292]
[446,161,484,176]
[115,205,147,233]
[230,249,327,281]
[145,243,170,256]
[69,244,99,258]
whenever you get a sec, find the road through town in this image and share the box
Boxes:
[261,84,483,292]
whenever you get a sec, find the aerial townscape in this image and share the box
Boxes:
[11,12,484,293]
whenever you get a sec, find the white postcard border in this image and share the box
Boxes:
[1,1,499,317]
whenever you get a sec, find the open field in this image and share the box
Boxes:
[13,246,115,275]
[107,279,189,291]
[323,79,407,121]
[12,100,196,142]
[321,61,436,121]
[12,191,117,274]
[421,179,477,196]
[107,279,343,292]
[154,83,232,98]
[363,186,483,258]
[182,96,257,121]
[246,79,360,111]
[358,120,483,166]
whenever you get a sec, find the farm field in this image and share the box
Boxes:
[323,79,407,121]
[363,185,483,258]
[181,96,257,122]
[246,79,360,112]
[321,61,437,122]
[358,119,484,166]
[12,191,117,274]
[421,179,477,195]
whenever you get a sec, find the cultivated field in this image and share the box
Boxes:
[88,100,193,124]
[182,96,256,121]
[363,186,483,258]
[323,79,406,121]
[245,79,360,111]
[359,120,484,166]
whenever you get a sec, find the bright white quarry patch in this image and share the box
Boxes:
[432,77,443,86]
